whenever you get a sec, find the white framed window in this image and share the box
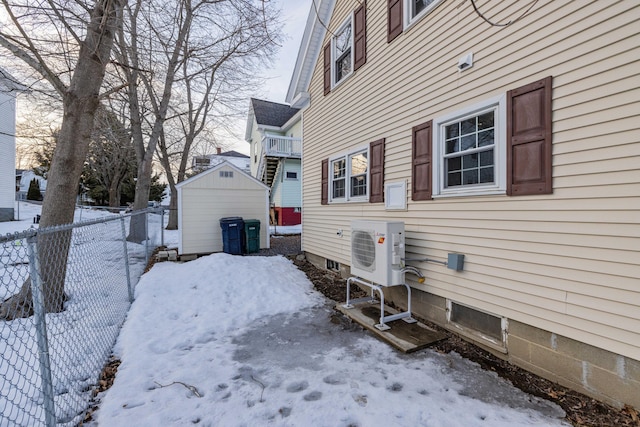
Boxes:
[330,147,369,203]
[285,171,298,180]
[332,17,353,88]
[219,171,233,178]
[405,0,442,28]
[432,94,506,198]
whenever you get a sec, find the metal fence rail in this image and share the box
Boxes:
[0,209,164,426]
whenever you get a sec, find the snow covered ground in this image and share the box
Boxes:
[2,203,569,426]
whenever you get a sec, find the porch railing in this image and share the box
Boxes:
[262,136,302,158]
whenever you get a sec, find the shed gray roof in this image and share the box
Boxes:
[250,98,299,128]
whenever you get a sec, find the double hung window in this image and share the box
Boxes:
[330,148,368,202]
[432,95,506,197]
[333,19,353,86]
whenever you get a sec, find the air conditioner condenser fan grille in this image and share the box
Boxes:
[352,230,376,271]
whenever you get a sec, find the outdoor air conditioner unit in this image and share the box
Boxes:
[350,220,405,286]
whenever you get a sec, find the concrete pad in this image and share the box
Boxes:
[336,300,447,353]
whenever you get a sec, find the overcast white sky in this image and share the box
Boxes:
[228,0,312,154]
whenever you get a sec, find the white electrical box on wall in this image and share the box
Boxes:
[385,180,407,210]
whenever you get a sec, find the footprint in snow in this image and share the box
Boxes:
[387,382,403,392]
[323,374,347,385]
[303,391,322,401]
[286,380,309,393]
[352,393,367,407]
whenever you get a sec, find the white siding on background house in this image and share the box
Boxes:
[177,163,269,255]
[271,160,302,208]
[0,90,16,221]
[298,0,639,368]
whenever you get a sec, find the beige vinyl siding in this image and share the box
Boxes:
[179,165,269,254]
[301,0,640,361]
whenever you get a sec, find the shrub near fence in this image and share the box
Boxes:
[0,209,164,426]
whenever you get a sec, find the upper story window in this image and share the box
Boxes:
[285,171,298,180]
[330,147,368,203]
[432,94,506,197]
[332,18,353,87]
[219,171,233,178]
[388,0,442,42]
[324,4,366,95]
[407,0,441,26]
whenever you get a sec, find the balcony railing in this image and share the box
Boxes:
[262,135,302,158]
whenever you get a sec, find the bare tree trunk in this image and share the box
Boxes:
[167,186,178,230]
[108,179,121,208]
[0,0,124,320]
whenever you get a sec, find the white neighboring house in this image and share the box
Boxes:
[0,68,26,221]
[16,170,47,201]
[245,98,302,226]
[191,148,251,174]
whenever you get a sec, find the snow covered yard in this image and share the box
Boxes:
[1,203,570,426]
[93,253,569,426]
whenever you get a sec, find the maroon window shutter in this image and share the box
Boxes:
[369,138,385,203]
[323,43,331,95]
[412,121,432,201]
[387,0,403,43]
[354,3,367,71]
[321,159,329,204]
[507,76,553,196]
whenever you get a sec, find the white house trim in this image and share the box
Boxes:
[285,0,336,106]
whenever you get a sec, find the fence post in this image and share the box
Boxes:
[120,217,134,303]
[144,211,149,264]
[26,234,56,427]
[160,208,165,247]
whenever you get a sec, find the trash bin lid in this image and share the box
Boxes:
[220,216,243,222]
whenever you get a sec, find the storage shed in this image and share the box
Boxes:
[177,160,270,255]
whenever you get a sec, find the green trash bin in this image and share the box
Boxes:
[244,219,260,254]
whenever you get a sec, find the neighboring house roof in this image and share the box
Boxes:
[193,151,251,174]
[251,98,300,127]
[245,98,301,142]
[285,0,336,107]
[217,150,249,158]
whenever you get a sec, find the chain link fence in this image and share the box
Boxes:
[0,209,165,426]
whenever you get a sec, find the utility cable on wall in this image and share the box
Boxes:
[469,0,538,27]
[311,0,336,38]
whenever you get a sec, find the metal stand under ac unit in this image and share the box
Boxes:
[342,276,417,331]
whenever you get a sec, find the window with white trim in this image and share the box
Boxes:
[406,0,442,27]
[330,147,368,202]
[285,171,298,180]
[332,18,353,87]
[432,94,506,197]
